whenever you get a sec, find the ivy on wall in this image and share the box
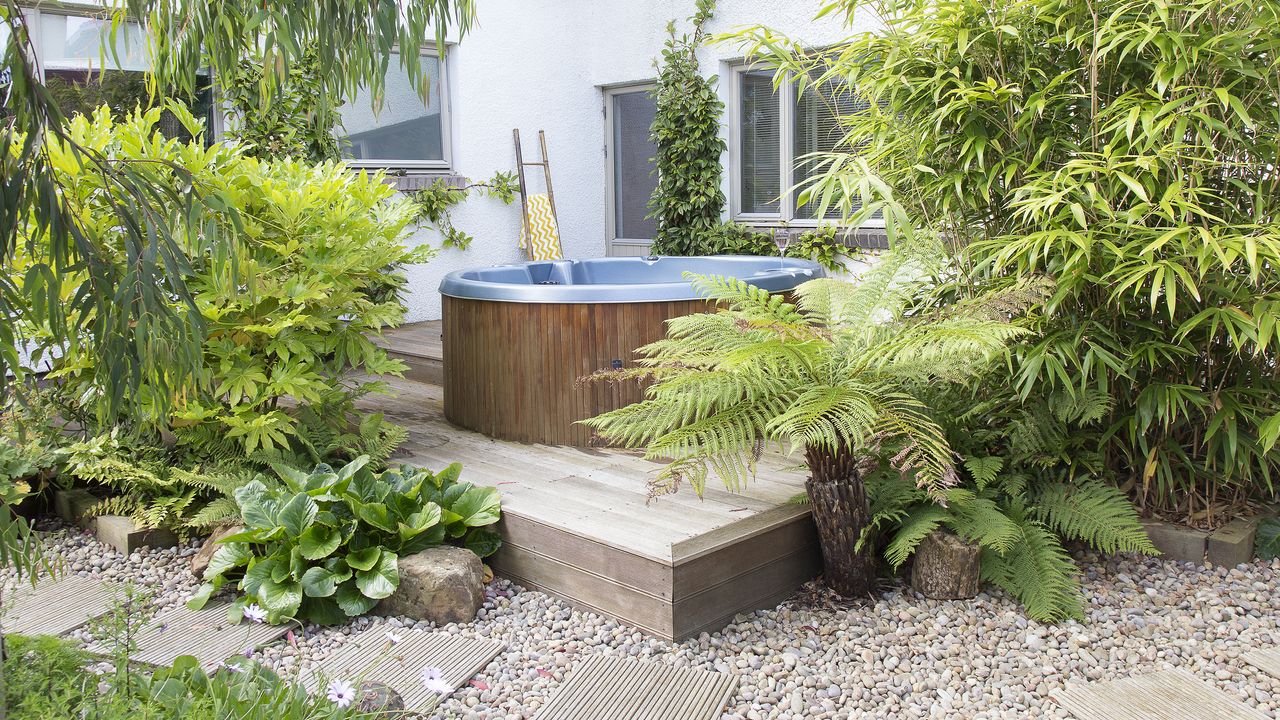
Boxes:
[647,0,726,256]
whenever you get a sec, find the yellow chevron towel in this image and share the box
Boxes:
[519,193,563,261]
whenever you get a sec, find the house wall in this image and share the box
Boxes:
[400,0,882,321]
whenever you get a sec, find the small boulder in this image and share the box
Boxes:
[191,525,243,578]
[378,545,484,624]
[356,681,405,716]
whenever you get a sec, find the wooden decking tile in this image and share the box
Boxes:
[534,654,737,720]
[1243,648,1280,680]
[127,602,291,670]
[2,575,114,636]
[1054,669,1267,720]
[302,629,503,711]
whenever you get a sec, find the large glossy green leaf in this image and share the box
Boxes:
[346,547,381,571]
[259,577,302,614]
[278,493,318,538]
[463,528,502,558]
[451,486,502,527]
[334,579,378,616]
[354,551,398,600]
[204,542,252,580]
[300,566,338,597]
[298,525,341,560]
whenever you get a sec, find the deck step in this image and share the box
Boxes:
[374,321,444,386]
[534,654,737,720]
[302,628,503,711]
[3,575,115,636]
[1053,668,1266,720]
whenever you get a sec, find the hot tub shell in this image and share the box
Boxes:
[439,256,824,446]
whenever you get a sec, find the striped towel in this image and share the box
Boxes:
[519,193,563,260]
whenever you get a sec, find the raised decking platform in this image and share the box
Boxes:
[363,364,819,642]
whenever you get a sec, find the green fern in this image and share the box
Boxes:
[980,509,1084,622]
[884,506,949,568]
[1031,479,1157,555]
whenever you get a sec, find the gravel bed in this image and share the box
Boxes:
[9,526,1280,719]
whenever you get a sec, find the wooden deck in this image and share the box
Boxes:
[363,339,819,641]
[373,321,444,385]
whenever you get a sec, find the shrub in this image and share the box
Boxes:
[12,105,427,533]
[692,223,854,272]
[727,0,1280,522]
[192,456,501,624]
[648,0,726,256]
[2,634,92,718]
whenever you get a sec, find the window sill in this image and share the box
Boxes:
[372,172,468,192]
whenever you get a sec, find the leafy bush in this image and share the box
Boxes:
[221,47,343,163]
[193,456,501,624]
[1257,518,1280,562]
[728,0,1280,521]
[3,634,92,717]
[12,105,427,533]
[648,0,726,256]
[690,223,853,272]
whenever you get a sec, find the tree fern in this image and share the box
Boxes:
[884,505,949,568]
[1031,479,1158,555]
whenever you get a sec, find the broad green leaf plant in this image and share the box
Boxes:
[192,457,502,625]
[584,233,1037,596]
[724,0,1280,523]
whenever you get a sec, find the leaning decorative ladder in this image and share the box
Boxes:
[513,129,564,261]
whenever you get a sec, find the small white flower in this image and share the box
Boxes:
[421,666,451,695]
[242,604,268,624]
[327,679,357,708]
[385,631,403,645]
[217,660,243,674]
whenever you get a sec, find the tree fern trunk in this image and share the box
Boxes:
[804,443,876,597]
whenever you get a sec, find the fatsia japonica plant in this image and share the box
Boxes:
[725,0,1280,523]
[584,228,1038,596]
[191,456,502,625]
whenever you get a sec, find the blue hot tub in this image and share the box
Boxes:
[437,255,825,445]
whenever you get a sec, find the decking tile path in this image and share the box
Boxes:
[1244,648,1280,682]
[533,654,737,720]
[2,575,115,636]
[301,628,504,711]
[1054,668,1268,720]
[127,601,292,670]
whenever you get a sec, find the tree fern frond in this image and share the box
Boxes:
[188,498,243,529]
[1031,479,1157,555]
[948,497,1022,553]
[963,456,1004,489]
[884,505,949,568]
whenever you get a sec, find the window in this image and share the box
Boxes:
[731,66,878,225]
[16,8,211,142]
[336,51,450,170]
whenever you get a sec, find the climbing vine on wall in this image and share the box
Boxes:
[648,0,726,256]
[221,47,343,163]
[406,171,520,250]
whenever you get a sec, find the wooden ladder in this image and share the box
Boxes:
[513,129,560,258]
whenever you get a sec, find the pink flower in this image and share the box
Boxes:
[327,679,356,708]
[421,666,452,695]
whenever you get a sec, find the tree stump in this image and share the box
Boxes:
[910,529,981,600]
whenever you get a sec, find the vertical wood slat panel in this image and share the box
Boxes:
[444,299,712,446]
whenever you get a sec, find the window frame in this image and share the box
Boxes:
[602,80,658,257]
[728,63,884,229]
[338,45,453,173]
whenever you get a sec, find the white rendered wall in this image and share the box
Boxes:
[400,0,881,321]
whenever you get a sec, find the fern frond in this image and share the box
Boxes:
[947,497,1022,553]
[188,498,243,529]
[980,513,1083,622]
[1031,479,1157,555]
[963,456,1004,489]
[884,505,949,568]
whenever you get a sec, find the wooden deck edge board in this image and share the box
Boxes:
[670,503,813,565]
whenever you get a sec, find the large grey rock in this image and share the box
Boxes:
[378,545,484,624]
[192,525,244,578]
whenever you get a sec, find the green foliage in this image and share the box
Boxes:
[1257,517,1280,562]
[193,456,501,624]
[406,171,520,250]
[725,0,1280,519]
[2,634,93,717]
[695,223,854,272]
[221,47,343,163]
[583,235,1034,502]
[648,0,727,256]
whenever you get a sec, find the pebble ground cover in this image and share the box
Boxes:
[9,526,1279,720]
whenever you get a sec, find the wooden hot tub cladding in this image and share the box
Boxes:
[442,296,713,446]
